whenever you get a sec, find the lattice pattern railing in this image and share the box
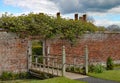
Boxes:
[28,45,89,76]
[29,55,63,76]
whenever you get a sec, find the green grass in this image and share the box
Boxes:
[0,77,86,83]
[114,65,120,70]
[88,70,120,82]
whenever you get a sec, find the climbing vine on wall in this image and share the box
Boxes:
[0,12,98,43]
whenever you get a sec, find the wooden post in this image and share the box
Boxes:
[52,59,54,75]
[39,63,41,71]
[57,63,59,76]
[35,55,38,68]
[47,65,49,73]
[47,46,50,65]
[62,45,66,76]
[85,45,88,74]
[74,56,77,65]
[28,40,32,70]
[47,45,50,55]
[74,56,77,70]
[43,40,46,65]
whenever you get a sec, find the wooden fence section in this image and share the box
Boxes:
[30,56,63,76]
[28,45,89,77]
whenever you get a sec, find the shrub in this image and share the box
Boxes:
[74,67,81,73]
[19,72,30,79]
[70,66,75,72]
[32,56,43,63]
[81,67,86,75]
[32,46,42,55]
[32,46,43,63]
[88,64,95,72]
[38,56,43,63]
[66,67,71,72]
[114,64,120,70]
[0,72,16,80]
[89,64,105,73]
[0,72,31,81]
[106,56,114,70]
[93,64,105,73]
[66,66,85,74]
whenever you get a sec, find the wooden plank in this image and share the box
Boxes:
[62,45,66,76]
[28,40,32,70]
[85,45,88,74]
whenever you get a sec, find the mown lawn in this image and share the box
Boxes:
[88,70,120,82]
[0,77,86,83]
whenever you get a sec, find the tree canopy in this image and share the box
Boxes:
[107,24,120,32]
[0,12,98,43]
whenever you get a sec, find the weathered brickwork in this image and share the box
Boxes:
[0,31,120,74]
[0,31,28,75]
[46,33,120,64]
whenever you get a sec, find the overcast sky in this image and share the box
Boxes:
[0,0,120,27]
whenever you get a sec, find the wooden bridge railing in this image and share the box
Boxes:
[28,45,88,76]
[30,55,63,76]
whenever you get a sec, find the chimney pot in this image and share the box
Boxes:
[75,13,78,20]
[83,14,87,22]
[57,12,60,18]
[70,19,73,20]
[79,17,83,20]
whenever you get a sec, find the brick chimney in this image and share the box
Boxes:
[83,14,87,22]
[74,13,78,20]
[56,12,60,18]
[39,13,44,15]
[79,17,83,20]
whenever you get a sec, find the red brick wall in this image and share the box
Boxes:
[0,31,28,74]
[46,33,120,64]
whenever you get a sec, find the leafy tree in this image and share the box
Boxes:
[97,26,106,31]
[107,24,120,32]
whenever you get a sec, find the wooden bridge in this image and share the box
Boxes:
[28,45,89,78]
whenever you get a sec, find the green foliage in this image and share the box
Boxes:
[89,70,120,82]
[38,56,43,63]
[93,64,105,73]
[88,64,95,72]
[19,72,30,79]
[0,72,16,80]
[32,41,43,63]
[106,56,114,70]
[97,26,106,31]
[0,72,30,81]
[32,55,43,63]
[0,12,98,44]
[66,66,85,74]
[32,46,42,55]
[0,77,86,83]
[114,64,120,70]
[89,64,105,73]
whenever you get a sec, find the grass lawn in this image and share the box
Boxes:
[0,77,86,83]
[114,65,120,70]
[88,70,120,82]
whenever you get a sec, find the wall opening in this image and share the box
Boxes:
[32,40,43,63]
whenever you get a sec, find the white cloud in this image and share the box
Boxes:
[60,12,120,27]
[51,0,120,14]
[108,6,120,13]
[95,19,120,27]
[2,0,120,27]
[0,13,2,17]
[4,0,59,14]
